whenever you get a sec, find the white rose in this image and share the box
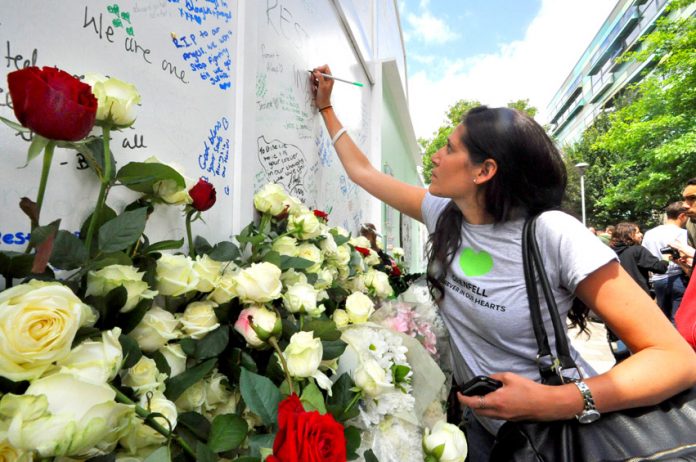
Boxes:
[331,244,351,268]
[272,236,299,257]
[287,212,322,240]
[332,226,350,238]
[318,232,337,257]
[180,301,219,339]
[128,306,180,352]
[203,370,232,411]
[120,393,177,453]
[57,327,123,384]
[253,183,290,215]
[155,254,199,296]
[143,157,193,206]
[345,292,375,324]
[286,196,306,216]
[364,249,381,267]
[233,262,282,303]
[332,309,350,328]
[353,357,393,397]
[0,439,31,462]
[391,247,405,259]
[0,280,96,382]
[159,344,187,377]
[349,236,372,249]
[423,421,468,462]
[0,373,134,458]
[205,389,239,420]
[297,243,323,273]
[192,255,224,293]
[283,331,322,378]
[84,74,141,127]
[281,268,308,287]
[175,380,206,413]
[314,268,334,290]
[364,269,394,299]
[121,356,166,397]
[208,268,238,304]
[234,306,281,347]
[346,274,367,293]
[86,265,156,312]
[283,282,318,315]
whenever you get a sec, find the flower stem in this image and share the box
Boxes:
[269,336,294,395]
[34,141,55,229]
[85,127,112,254]
[111,386,196,458]
[186,209,195,257]
[343,390,363,415]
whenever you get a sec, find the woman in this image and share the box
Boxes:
[310,65,696,461]
[607,222,668,361]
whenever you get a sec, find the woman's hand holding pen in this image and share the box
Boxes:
[310,64,334,111]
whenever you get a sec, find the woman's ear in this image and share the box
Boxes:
[475,159,498,184]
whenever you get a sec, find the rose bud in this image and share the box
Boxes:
[234,306,281,347]
[313,209,329,221]
[354,246,371,257]
[7,66,97,141]
[189,178,216,211]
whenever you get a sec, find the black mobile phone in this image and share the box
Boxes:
[458,375,503,396]
[659,246,680,259]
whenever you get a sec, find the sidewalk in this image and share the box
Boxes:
[569,320,616,374]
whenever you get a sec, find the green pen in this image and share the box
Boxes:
[308,70,364,87]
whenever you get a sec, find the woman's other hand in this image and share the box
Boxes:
[456,372,582,422]
[310,64,334,110]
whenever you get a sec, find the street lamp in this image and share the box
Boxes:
[575,162,590,226]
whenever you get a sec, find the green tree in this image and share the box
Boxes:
[569,1,695,227]
[419,99,538,183]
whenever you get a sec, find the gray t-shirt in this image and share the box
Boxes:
[422,193,617,432]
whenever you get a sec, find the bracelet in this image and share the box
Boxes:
[319,105,332,113]
[331,127,347,146]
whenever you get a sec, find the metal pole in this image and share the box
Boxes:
[580,174,587,227]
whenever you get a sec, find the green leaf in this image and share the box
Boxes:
[29,219,61,248]
[392,364,411,383]
[431,443,446,460]
[327,373,360,421]
[330,231,350,246]
[49,230,88,270]
[116,162,185,194]
[192,326,230,360]
[146,239,184,253]
[196,442,218,462]
[90,251,132,270]
[262,250,281,266]
[143,446,171,462]
[0,115,30,133]
[164,358,217,401]
[180,337,197,356]
[231,457,260,462]
[302,319,341,341]
[72,137,116,180]
[98,207,148,253]
[247,434,275,458]
[364,449,380,462]
[208,241,241,261]
[208,414,248,452]
[150,350,171,377]
[178,411,211,440]
[117,298,153,335]
[0,251,34,280]
[300,382,327,414]
[239,368,282,426]
[322,339,347,360]
[344,426,361,460]
[279,255,314,270]
[119,334,143,369]
[22,135,50,167]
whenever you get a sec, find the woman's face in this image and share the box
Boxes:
[428,124,481,199]
[633,228,643,244]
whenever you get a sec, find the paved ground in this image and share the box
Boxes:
[569,320,616,374]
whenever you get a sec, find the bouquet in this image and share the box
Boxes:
[0,66,466,462]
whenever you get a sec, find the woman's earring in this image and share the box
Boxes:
[473,178,478,184]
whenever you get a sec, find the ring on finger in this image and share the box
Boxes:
[478,395,487,410]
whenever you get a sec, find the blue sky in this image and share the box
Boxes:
[398,0,618,139]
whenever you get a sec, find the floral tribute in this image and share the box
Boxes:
[0,67,466,462]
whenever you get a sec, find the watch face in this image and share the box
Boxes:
[578,409,600,424]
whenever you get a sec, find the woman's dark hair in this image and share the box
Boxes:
[425,107,589,330]
[610,222,640,247]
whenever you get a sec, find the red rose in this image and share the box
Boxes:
[189,178,216,211]
[354,246,371,257]
[390,259,401,277]
[7,66,97,141]
[269,394,347,462]
[313,209,329,221]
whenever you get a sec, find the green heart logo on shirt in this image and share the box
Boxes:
[459,248,493,277]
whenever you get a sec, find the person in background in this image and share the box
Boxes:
[673,242,696,350]
[597,225,615,246]
[587,226,597,235]
[683,178,696,248]
[642,202,689,322]
[310,64,696,461]
[607,222,668,362]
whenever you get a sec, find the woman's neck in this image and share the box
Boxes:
[453,197,494,225]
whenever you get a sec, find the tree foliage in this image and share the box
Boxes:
[419,99,538,183]
[564,1,696,228]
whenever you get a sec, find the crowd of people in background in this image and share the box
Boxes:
[587,178,696,359]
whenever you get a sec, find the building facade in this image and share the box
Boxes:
[547,0,693,146]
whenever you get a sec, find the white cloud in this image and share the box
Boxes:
[406,10,461,44]
[407,0,618,139]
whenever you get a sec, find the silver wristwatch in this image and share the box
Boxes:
[574,380,600,424]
